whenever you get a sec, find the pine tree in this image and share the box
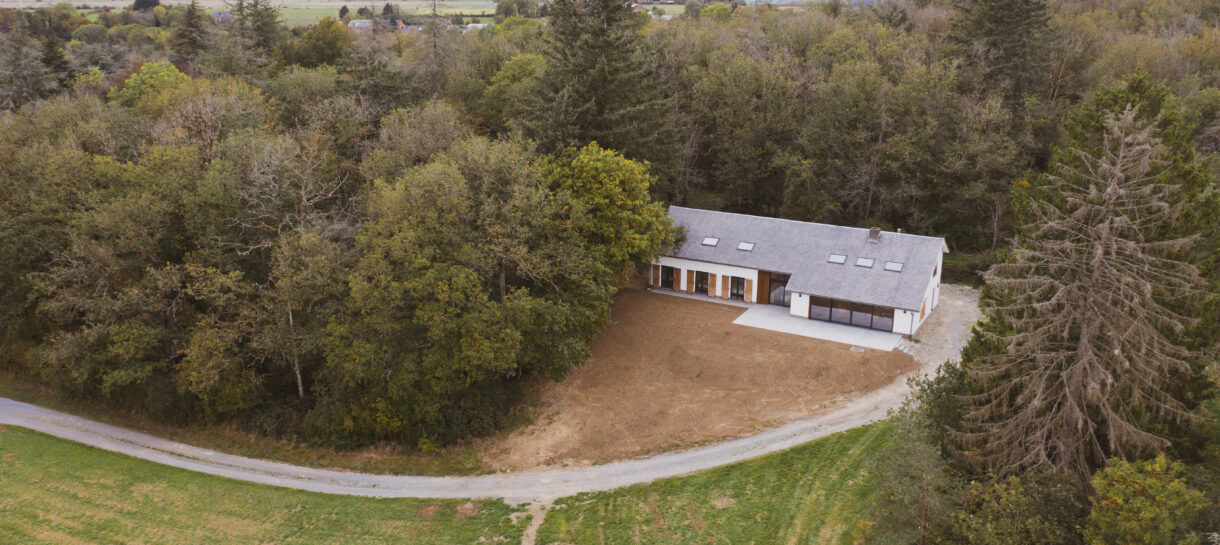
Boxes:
[960,107,1211,482]
[381,2,395,18]
[39,37,71,88]
[524,0,678,191]
[171,0,208,64]
[953,0,1050,104]
[338,5,350,19]
[235,0,279,53]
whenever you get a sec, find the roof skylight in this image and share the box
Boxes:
[884,261,904,272]
[701,237,719,247]
[856,257,875,268]
[737,242,755,251]
[828,254,847,264]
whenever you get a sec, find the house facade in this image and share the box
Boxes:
[651,207,948,335]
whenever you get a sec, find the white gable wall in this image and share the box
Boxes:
[893,251,943,335]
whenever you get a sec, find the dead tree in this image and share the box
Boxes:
[960,107,1206,482]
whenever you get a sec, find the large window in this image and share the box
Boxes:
[810,296,832,320]
[830,300,851,324]
[695,271,710,295]
[661,266,676,290]
[808,296,896,332]
[730,277,745,300]
[852,303,874,327]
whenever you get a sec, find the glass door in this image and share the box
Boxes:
[695,271,710,295]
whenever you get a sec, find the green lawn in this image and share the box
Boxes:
[0,426,525,544]
[537,422,891,544]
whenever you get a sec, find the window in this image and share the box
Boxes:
[856,257,875,268]
[871,306,894,331]
[830,300,852,324]
[701,237,719,246]
[730,277,745,300]
[851,303,873,327]
[884,261,904,272]
[737,241,755,251]
[695,271,710,295]
[809,296,832,320]
[828,254,847,264]
[660,266,676,290]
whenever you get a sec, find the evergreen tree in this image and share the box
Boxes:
[171,0,208,64]
[234,0,280,53]
[524,0,679,192]
[381,2,395,18]
[960,106,1213,482]
[133,0,160,11]
[338,5,350,19]
[39,37,71,88]
[953,0,1050,104]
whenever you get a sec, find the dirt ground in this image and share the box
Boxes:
[477,284,918,471]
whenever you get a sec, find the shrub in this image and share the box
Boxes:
[1085,456,1207,545]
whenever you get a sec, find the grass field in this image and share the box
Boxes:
[0,426,526,544]
[537,422,891,544]
[0,420,890,544]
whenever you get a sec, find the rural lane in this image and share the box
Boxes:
[0,286,980,504]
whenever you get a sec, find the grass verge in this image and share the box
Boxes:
[537,421,891,544]
[0,372,485,476]
[0,426,525,544]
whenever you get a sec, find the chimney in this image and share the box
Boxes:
[868,227,881,242]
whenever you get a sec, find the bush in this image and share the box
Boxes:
[956,470,1088,545]
[1085,456,1207,545]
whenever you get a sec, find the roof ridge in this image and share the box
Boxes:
[668,206,947,243]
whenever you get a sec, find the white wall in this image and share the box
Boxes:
[789,292,810,318]
[652,256,759,292]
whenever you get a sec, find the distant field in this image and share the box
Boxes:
[0,426,526,544]
[537,422,891,544]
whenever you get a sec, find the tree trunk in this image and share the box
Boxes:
[287,306,304,399]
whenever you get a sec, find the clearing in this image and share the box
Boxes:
[477,282,916,470]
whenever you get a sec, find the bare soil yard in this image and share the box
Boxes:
[478,284,917,470]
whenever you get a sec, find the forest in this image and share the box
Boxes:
[1,0,1219,540]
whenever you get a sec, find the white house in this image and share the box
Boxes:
[651,207,948,335]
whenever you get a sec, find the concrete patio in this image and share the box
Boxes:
[731,304,902,351]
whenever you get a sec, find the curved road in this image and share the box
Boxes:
[0,385,897,504]
[0,286,979,504]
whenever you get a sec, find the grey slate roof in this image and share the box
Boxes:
[666,207,948,310]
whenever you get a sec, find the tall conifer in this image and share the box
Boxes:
[525,0,678,191]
